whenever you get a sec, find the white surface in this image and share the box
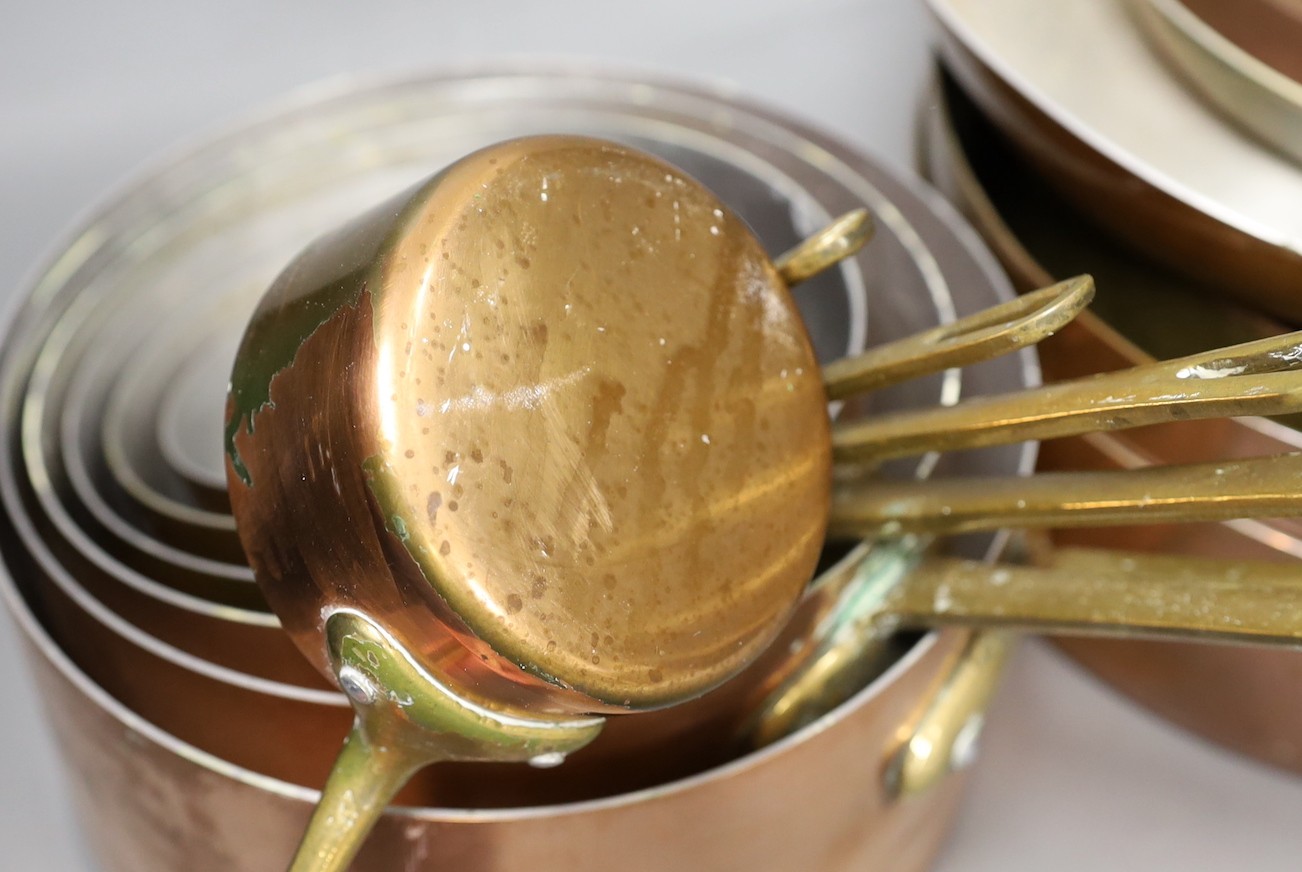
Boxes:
[0,2,1299,869]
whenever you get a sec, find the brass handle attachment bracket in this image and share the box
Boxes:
[287,611,604,872]
[882,630,1016,801]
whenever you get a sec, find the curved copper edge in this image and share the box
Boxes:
[930,8,1302,325]
[921,68,1302,775]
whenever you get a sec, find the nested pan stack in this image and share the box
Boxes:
[0,68,1033,871]
[926,0,1302,772]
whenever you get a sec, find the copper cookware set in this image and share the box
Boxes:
[3,2,1301,865]
[0,69,1035,870]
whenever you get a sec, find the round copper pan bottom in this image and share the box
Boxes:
[920,66,1302,774]
[0,66,1036,867]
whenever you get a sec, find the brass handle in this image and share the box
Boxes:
[832,330,1302,462]
[890,548,1302,646]
[287,612,604,872]
[823,276,1093,399]
[744,543,1302,756]
[830,451,1302,537]
[775,209,875,286]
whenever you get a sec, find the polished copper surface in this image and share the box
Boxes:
[228,135,829,713]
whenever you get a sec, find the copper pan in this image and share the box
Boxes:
[919,67,1302,772]
[3,548,974,872]
[928,0,1302,324]
[0,66,1038,863]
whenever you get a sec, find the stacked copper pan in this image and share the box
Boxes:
[0,68,1035,870]
[925,0,1302,772]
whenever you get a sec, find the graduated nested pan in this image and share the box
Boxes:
[919,66,1302,772]
[928,0,1302,324]
[0,67,1035,868]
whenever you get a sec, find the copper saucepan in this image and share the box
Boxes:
[0,67,1036,869]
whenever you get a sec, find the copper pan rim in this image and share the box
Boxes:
[1132,0,1302,164]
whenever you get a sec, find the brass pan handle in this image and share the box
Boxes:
[833,329,1302,462]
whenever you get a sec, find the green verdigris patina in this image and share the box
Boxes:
[224,179,439,486]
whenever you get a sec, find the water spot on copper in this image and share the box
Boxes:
[426,492,442,524]
[506,594,524,614]
[470,448,483,463]
[448,501,459,512]
[439,541,451,556]
[404,449,415,459]
[648,669,664,684]
[531,576,547,599]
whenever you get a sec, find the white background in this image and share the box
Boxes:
[2,1,1300,868]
